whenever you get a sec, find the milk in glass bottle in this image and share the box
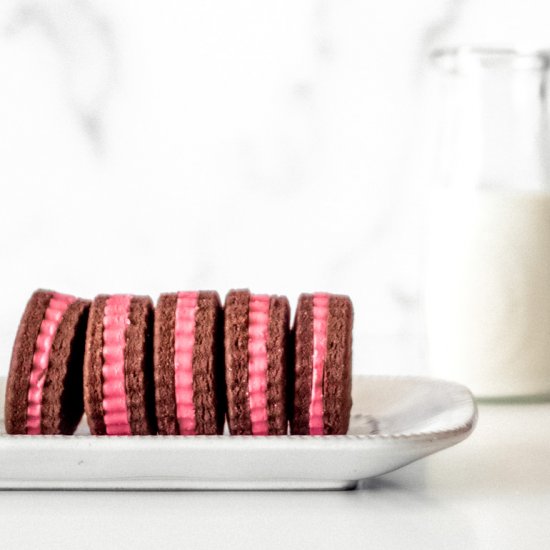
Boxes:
[425,48,550,399]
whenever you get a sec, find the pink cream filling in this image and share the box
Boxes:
[102,295,132,436]
[174,291,199,435]
[26,292,76,434]
[248,294,270,435]
[309,293,329,435]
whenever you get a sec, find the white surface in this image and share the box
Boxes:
[426,189,550,397]
[0,402,548,549]
[0,376,475,489]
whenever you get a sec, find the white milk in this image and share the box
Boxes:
[425,188,550,397]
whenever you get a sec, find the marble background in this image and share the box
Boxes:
[1,0,549,377]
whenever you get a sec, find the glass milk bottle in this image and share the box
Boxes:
[425,47,550,399]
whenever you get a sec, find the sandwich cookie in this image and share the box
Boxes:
[5,289,90,435]
[291,293,353,435]
[224,290,290,435]
[84,294,156,435]
[154,291,225,435]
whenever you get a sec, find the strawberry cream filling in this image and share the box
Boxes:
[174,291,199,435]
[247,294,270,435]
[101,295,132,436]
[309,293,329,435]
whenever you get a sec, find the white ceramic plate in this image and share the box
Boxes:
[0,375,476,490]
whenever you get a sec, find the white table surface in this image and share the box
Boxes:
[0,403,548,550]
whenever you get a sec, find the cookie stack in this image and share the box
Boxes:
[5,289,353,436]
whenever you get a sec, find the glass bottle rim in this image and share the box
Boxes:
[431,46,550,72]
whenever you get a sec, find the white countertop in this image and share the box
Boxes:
[0,403,548,550]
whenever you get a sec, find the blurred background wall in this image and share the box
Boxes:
[1,0,549,376]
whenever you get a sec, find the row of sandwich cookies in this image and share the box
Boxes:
[6,289,353,436]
